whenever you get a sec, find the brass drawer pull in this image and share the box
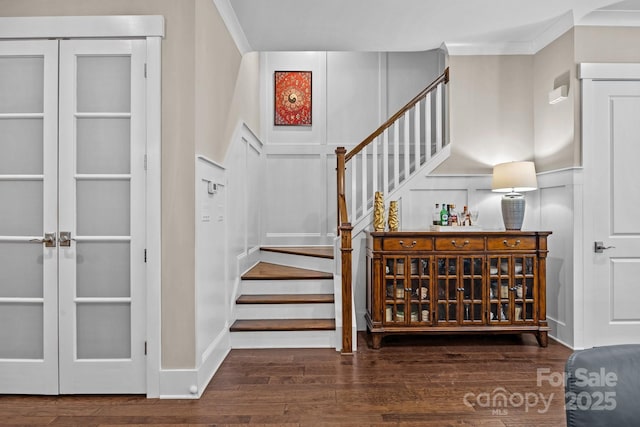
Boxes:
[451,239,470,248]
[399,240,417,248]
[503,239,521,248]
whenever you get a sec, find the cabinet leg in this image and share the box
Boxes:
[371,333,382,349]
[536,331,548,348]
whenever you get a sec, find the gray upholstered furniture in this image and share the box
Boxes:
[565,344,640,427]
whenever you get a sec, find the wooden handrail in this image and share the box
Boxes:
[345,67,449,163]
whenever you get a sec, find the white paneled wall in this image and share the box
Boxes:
[192,123,264,393]
[194,155,229,393]
[260,50,444,245]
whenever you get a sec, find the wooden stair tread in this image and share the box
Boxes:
[242,262,333,280]
[261,246,334,259]
[230,319,336,332]
[236,294,334,304]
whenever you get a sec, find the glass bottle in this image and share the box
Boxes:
[440,203,448,226]
[433,203,440,226]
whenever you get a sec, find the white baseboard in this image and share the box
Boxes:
[159,330,231,399]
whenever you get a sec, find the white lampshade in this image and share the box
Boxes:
[491,161,538,193]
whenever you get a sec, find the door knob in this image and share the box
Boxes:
[59,231,75,247]
[594,241,615,253]
[29,232,56,247]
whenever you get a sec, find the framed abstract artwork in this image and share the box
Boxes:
[274,71,312,126]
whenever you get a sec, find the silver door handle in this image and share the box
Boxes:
[59,231,76,247]
[594,241,615,253]
[29,232,56,247]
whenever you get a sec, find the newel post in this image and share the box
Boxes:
[340,224,353,354]
[335,147,353,354]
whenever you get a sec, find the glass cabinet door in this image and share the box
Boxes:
[435,256,483,324]
[384,257,406,324]
[461,256,484,324]
[409,257,432,325]
[383,256,432,325]
[488,255,537,324]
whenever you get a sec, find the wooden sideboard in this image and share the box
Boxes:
[365,231,551,348]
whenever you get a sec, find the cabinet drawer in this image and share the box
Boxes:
[382,237,433,251]
[435,236,484,251]
[487,236,536,251]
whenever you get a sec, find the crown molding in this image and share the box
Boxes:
[578,9,640,27]
[444,11,575,56]
[212,0,252,54]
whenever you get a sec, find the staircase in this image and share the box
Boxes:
[229,246,338,348]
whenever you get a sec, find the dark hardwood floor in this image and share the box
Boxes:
[0,332,573,426]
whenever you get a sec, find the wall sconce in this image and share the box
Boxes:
[491,161,538,230]
[548,85,568,104]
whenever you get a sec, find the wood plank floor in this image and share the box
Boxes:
[0,332,573,426]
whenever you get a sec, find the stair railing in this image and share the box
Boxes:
[335,67,449,354]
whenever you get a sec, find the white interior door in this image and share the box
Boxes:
[0,40,59,395]
[584,79,640,347]
[58,39,147,394]
[0,38,146,394]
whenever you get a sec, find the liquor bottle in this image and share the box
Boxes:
[440,203,448,226]
[450,204,458,226]
[432,203,440,226]
[462,205,469,226]
[440,203,449,225]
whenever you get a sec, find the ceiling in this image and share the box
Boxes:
[223,0,639,53]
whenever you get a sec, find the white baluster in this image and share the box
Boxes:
[372,134,378,195]
[404,111,410,179]
[436,82,443,153]
[425,92,432,161]
[383,129,389,196]
[361,146,368,214]
[351,151,357,222]
[414,102,421,168]
[393,121,400,190]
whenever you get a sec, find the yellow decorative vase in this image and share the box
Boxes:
[388,200,399,232]
[373,191,385,232]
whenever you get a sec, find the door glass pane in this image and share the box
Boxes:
[77,118,130,174]
[76,179,130,236]
[0,57,44,113]
[77,242,130,298]
[0,303,43,359]
[0,181,43,236]
[0,243,43,298]
[76,56,130,113]
[0,118,43,174]
[77,303,130,359]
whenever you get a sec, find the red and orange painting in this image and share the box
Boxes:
[274,71,312,126]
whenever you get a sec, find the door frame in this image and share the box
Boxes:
[0,15,164,397]
[579,62,640,350]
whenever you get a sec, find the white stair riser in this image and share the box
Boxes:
[235,303,335,320]
[230,330,336,349]
[240,279,333,295]
[260,251,334,272]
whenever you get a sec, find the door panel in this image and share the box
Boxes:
[0,40,59,395]
[586,81,640,346]
[58,39,146,394]
[0,38,146,395]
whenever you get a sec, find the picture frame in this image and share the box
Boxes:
[274,71,312,126]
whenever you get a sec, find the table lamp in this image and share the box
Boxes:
[491,161,537,230]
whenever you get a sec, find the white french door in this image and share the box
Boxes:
[0,39,147,394]
[583,78,640,347]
